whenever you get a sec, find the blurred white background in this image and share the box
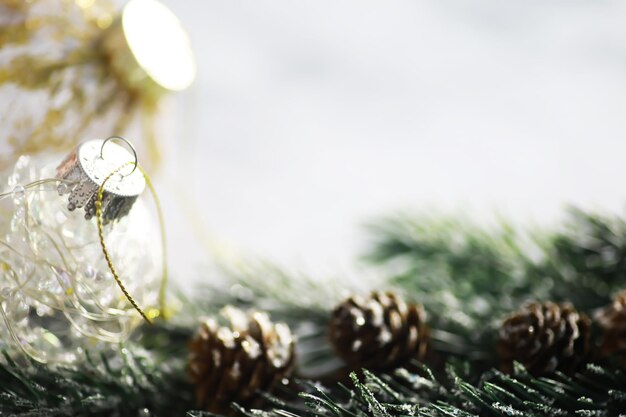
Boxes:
[157,0,626,276]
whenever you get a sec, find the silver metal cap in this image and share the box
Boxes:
[56,139,145,223]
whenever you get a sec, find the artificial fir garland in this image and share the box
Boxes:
[5,2,624,416]
[3,208,626,416]
[4,1,623,413]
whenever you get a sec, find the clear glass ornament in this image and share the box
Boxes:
[0,154,161,364]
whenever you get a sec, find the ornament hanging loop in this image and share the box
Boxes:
[100,136,138,177]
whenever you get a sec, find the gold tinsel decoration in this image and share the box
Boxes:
[188,306,295,415]
[497,301,592,375]
[0,0,195,168]
[328,291,429,370]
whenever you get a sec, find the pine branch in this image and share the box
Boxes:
[532,208,626,310]
[0,329,193,417]
[4,208,626,417]
[196,261,347,376]
[364,214,540,360]
[199,261,335,325]
[241,361,626,417]
[365,208,626,356]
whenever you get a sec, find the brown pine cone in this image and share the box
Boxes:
[328,291,429,370]
[188,306,295,414]
[497,301,592,375]
[597,289,626,364]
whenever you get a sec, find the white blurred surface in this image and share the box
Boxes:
[157,1,626,276]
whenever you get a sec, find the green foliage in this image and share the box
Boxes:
[198,261,344,376]
[3,208,626,416]
[366,208,626,356]
[532,208,626,310]
[0,324,194,417]
[199,261,332,326]
[366,214,539,353]
[241,362,626,417]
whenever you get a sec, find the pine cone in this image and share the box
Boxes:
[597,289,626,364]
[328,291,429,370]
[497,301,592,375]
[188,306,295,414]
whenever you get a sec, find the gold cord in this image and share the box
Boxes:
[137,165,169,318]
[95,162,168,324]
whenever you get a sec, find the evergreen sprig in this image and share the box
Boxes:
[0,333,193,417]
[198,261,345,376]
[239,361,626,417]
[200,260,336,325]
[366,208,626,356]
[3,208,626,416]
[366,213,538,354]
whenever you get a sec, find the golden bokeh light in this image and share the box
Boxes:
[122,0,196,92]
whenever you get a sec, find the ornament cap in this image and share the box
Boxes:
[57,138,145,222]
